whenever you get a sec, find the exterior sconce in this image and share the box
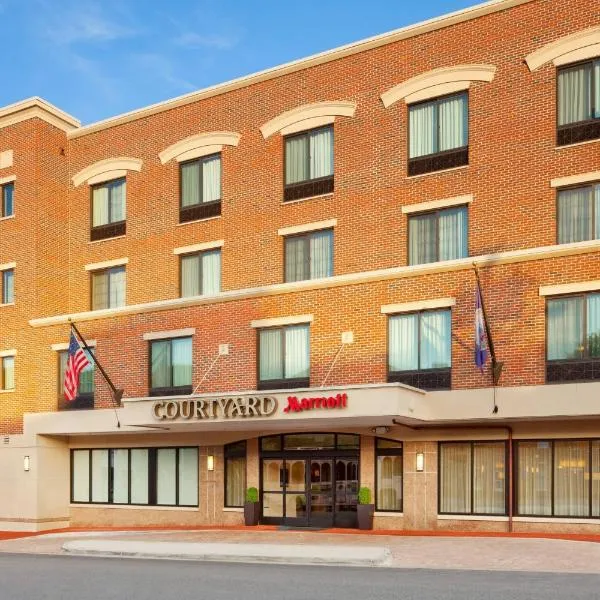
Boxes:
[23,456,30,472]
[371,426,390,435]
[207,455,215,471]
[416,452,425,472]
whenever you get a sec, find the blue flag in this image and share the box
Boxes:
[475,287,488,370]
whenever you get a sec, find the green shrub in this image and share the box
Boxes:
[358,487,371,505]
[245,487,259,503]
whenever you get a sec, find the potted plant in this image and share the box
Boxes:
[357,487,374,530]
[244,487,260,526]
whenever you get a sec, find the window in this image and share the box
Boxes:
[376,439,403,512]
[1,269,14,304]
[284,126,334,202]
[71,447,198,506]
[388,309,451,390]
[225,441,246,508]
[439,441,506,515]
[408,92,468,176]
[546,293,600,383]
[284,229,333,282]
[258,324,310,390]
[180,249,221,297]
[91,178,126,241]
[557,183,600,244]
[1,182,13,218]
[91,266,125,310]
[180,154,221,222]
[150,337,193,396]
[58,348,94,409]
[517,439,600,518]
[0,356,15,391]
[408,206,468,265]
[557,59,600,146]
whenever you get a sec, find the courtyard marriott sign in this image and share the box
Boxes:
[153,396,278,421]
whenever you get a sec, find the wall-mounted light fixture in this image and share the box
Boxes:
[23,456,30,472]
[207,455,215,471]
[416,452,425,472]
[371,426,390,435]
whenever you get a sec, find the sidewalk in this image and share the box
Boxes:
[2,528,600,572]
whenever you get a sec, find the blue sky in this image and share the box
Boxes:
[3,0,478,124]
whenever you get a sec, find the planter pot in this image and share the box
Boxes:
[244,501,260,526]
[357,503,374,530]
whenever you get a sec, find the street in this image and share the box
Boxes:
[1,554,600,600]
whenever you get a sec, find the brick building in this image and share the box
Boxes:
[0,0,599,533]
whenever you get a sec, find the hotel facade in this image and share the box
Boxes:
[0,0,600,534]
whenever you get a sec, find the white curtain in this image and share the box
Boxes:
[3,269,14,304]
[130,449,149,504]
[112,449,129,504]
[202,155,221,203]
[440,443,471,513]
[587,294,600,357]
[226,457,246,507]
[473,443,505,514]
[408,214,437,265]
[285,136,308,184]
[178,448,198,506]
[108,267,126,308]
[109,179,126,222]
[2,356,14,390]
[92,185,109,227]
[156,448,176,505]
[284,325,309,379]
[181,162,200,207]
[377,456,403,511]
[310,128,333,178]
[558,63,592,125]
[595,185,600,239]
[409,102,436,158]
[310,230,333,278]
[259,329,283,381]
[285,236,307,282]
[151,340,171,389]
[558,187,592,244]
[202,250,221,295]
[181,254,200,297]
[595,60,600,118]
[91,449,108,503]
[593,442,600,517]
[420,310,451,369]
[554,441,589,517]
[389,314,418,371]
[72,450,90,502]
[172,337,192,387]
[439,206,468,261]
[439,93,468,151]
[92,271,108,310]
[518,442,552,515]
[547,297,583,360]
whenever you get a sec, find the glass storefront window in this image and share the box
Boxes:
[376,439,403,512]
[225,441,246,508]
[284,433,335,450]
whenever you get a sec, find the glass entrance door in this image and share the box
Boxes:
[334,458,359,527]
[309,459,334,528]
[261,458,308,526]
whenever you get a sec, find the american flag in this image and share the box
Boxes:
[64,332,91,401]
[475,286,488,371]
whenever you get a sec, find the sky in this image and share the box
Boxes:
[1,0,479,125]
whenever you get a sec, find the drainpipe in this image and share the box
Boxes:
[392,420,514,533]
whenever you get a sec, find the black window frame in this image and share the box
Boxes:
[257,325,310,391]
[57,348,95,411]
[0,355,15,391]
[90,177,126,241]
[387,309,452,390]
[283,228,334,283]
[179,153,222,223]
[545,292,600,383]
[556,58,600,147]
[375,438,403,513]
[407,204,469,265]
[224,441,247,508]
[90,266,126,311]
[179,248,221,298]
[438,441,509,517]
[1,181,14,218]
[283,125,334,202]
[407,91,469,177]
[1,268,14,304]
[70,446,199,507]
[148,336,193,397]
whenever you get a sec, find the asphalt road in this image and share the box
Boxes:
[1,554,600,600]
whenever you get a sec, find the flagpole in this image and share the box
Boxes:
[473,264,503,388]
[69,321,124,407]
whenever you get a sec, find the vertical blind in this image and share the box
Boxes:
[259,325,309,382]
[92,267,125,310]
[181,250,221,297]
[2,183,13,217]
[92,179,126,227]
[181,155,221,207]
[389,310,451,373]
[2,269,14,304]
[285,127,333,184]
[1,356,15,390]
[409,93,468,159]
[557,184,600,244]
[558,60,600,126]
[150,337,192,390]
[284,230,333,282]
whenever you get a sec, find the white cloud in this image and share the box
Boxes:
[174,31,239,50]
[130,53,197,93]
